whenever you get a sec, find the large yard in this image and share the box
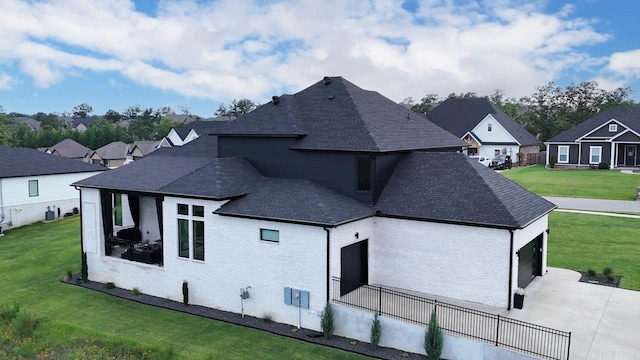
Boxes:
[0,217,366,359]
[502,165,640,200]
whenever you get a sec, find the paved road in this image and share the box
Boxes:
[544,196,640,213]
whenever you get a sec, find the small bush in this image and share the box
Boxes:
[587,269,596,276]
[104,282,116,290]
[182,281,189,306]
[11,311,39,339]
[424,310,443,360]
[598,162,610,170]
[131,288,140,296]
[603,267,613,277]
[320,302,335,339]
[549,155,556,168]
[262,313,273,323]
[66,269,73,278]
[606,275,615,283]
[370,311,382,347]
[0,302,20,324]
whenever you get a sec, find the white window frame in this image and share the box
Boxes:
[557,146,569,163]
[609,124,617,132]
[260,229,280,243]
[28,180,39,197]
[589,146,602,164]
[177,203,205,261]
[488,123,492,132]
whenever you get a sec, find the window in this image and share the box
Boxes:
[28,180,38,197]
[590,146,602,164]
[177,204,205,261]
[609,124,617,132]
[114,194,123,226]
[488,123,492,132]
[261,229,279,243]
[357,157,371,192]
[558,146,569,163]
[494,149,501,156]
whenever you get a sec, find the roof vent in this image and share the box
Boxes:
[328,95,335,100]
[323,76,331,85]
[272,96,280,105]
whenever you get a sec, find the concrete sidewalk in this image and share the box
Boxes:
[544,196,640,214]
[508,268,640,360]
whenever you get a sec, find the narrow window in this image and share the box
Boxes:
[192,205,204,217]
[28,180,38,197]
[488,123,492,131]
[590,146,602,164]
[609,124,617,132]
[357,157,371,192]
[177,203,189,215]
[178,219,189,258]
[193,220,204,261]
[114,193,123,226]
[261,229,279,243]
[558,146,569,163]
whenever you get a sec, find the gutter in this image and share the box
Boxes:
[507,229,514,310]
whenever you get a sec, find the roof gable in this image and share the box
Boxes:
[548,107,640,143]
[46,138,91,158]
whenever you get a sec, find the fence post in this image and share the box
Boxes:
[566,332,571,360]
[495,315,500,346]
[378,286,382,314]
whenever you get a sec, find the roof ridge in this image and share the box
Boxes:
[342,79,383,151]
[466,161,520,226]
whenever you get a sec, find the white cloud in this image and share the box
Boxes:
[0,0,625,103]
[609,49,640,78]
[0,74,12,89]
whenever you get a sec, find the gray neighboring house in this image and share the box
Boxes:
[40,138,92,161]
[13,117,40,131]
[72,118,98,132]
[85,141,129,168]
[545,106,640,168]
[0,145,105,231]
[427,98,540,165]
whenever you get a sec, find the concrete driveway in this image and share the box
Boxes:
[544,196,640,213]
[507,268,640,360]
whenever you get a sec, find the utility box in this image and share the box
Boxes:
[45,210,55,221]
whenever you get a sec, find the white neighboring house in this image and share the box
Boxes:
[0,145,105,232]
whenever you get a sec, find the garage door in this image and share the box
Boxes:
[517,234,542,289]
[340,240,368,296]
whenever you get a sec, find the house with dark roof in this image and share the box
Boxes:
[73,77,554,347]
[0,145,105,232]
[72,117,98,132]
[545,107,640,168]
[85,141,129,168]
[159,118,230,148]
[427,98,540,165]
[40,138,92,161]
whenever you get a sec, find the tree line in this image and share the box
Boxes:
[404,81,636,144]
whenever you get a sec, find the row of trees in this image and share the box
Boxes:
[405,81,636,143]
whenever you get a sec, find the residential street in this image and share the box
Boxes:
[544,196,640,214]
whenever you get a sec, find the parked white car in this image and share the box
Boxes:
[469,155,491,167]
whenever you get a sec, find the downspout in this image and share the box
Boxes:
[324,227,331,303]
[507,229,514,310]
[77,187,84,256]
[0,179,5,224]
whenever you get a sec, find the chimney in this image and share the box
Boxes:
[272,96,280,105]
[323,76,331,85]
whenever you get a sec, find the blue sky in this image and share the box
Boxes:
[1,0,639,118]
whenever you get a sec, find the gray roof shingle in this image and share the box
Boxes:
[547,106,640,142]
[213,76,466,152]
[0,145,105,178]
[428,98,539,146]
[375,152,555,229]
[45,139,91,159]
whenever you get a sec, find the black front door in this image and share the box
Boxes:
[625,145,637,166]
[517,234,543,289]
[340,240,368,296]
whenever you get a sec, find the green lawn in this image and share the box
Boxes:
[502,165,640,200]
[548,211,640,290]
[0,217,367,359]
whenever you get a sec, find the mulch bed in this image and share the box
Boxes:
[578,272,621,288]
[63,275,425,359]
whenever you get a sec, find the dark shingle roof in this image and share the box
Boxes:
[0,145,105,178]
[175,121,228,139]
[150,135,218,158]
[72,118,96,128]
[427,98,539,146]
[216,178,373,226]
[45,139,91,159]
[94,141,128,160]
[547,106,640,142]
[375,152,555,229]
[213,76,466,152]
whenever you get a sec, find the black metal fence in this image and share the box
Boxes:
[331,277,571,360]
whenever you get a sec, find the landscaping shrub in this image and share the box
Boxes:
[104,282,115,290]
[549,155,556,168]
[182,281,189,306]
[587,269,596,276]
[262,313,273,324]
[81,251,88,283]
[320,302,335,339]
[603,267,613,277]
[598,162,610,170]
[370,311,382,347]
[132,288,140,296]
[424,310,443,360]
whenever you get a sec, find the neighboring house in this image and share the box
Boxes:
[427,98,540,165]
[13,116,40,131]
[74,77,554,337]
[545,107,640,168]
[85,141,129,168]
[72,118,97,132]
[40,138,92,161]
[0,145,105,232]
[160,119,229,147]
[128,140,162,161]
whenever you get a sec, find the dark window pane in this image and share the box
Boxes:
[261,229,279,242]
[178,219,189,258]
[357,158,371,192]
[28,180,39,197]
[193,221,204,260]
[193,205,204,217]
[114,194,123,226]
[177,204,188,215]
